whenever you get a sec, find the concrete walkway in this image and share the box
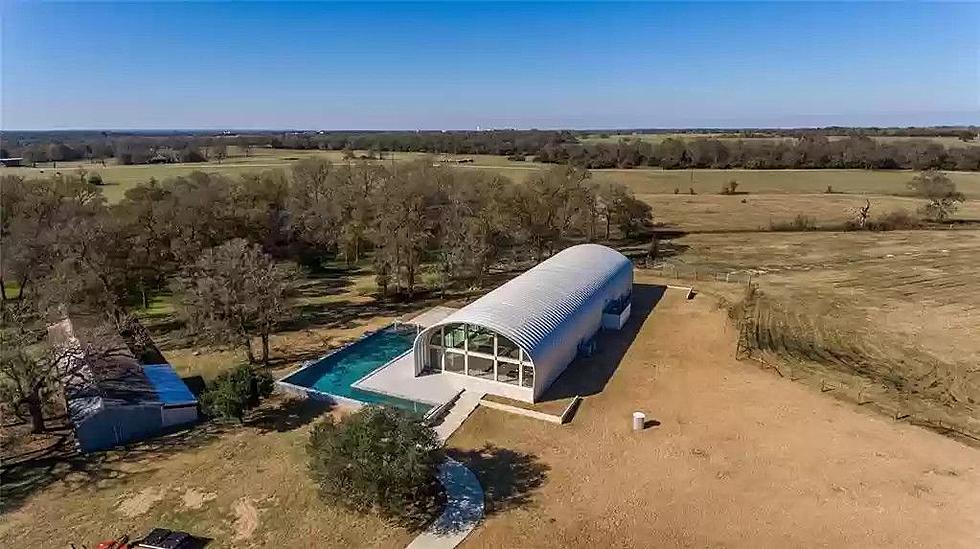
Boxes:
[406,391,487,549]
[406,458,485,549]
[434,390,483,442]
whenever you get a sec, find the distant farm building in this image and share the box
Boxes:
[0,157,24,167]
[49,317,199,453]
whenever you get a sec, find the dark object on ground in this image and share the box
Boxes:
[137,528,199,549]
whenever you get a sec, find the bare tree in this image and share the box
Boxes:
[172,239,295,364]
[856,199,872,229]
[0,301,120,432]
[210,142,228,163]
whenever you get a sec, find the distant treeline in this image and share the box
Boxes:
[534,135,980,171]
[581,126,980,139]
[2,127,978,170]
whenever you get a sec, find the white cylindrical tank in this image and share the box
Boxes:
[632,411,645,431]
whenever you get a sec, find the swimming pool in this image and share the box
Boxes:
[279,324,433,414]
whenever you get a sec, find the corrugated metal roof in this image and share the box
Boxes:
[419,243,633,365]
[143,364,198,406]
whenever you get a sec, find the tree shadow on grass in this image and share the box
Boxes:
[538,283,666,402]
[0,421,224,515]
[283,296,446,333]
[246,396,333,433]
[447,444,549,516]
[292,270,355,300]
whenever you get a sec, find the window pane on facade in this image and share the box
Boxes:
[467,354,494,380]
[444,351,465,373]
[467,325,495,355]
[521,363,534,388]
[497,361,519,385]
[427,348,442,372]
[497,335,520,359]
[443,324,466,349]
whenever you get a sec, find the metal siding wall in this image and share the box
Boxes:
[412,244,634,402]
[161,405,199,427]
[532,261,632,400]
[75,404,165,453]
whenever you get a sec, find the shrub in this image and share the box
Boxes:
[307,406,444,527]
[87,173,103,185]
[908,170,965,222]
[868,209,921,231]
[506,153,526,161]
[200,365,274,422]
[770,214,817,231]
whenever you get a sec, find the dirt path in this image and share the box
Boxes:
[449,284,980,548]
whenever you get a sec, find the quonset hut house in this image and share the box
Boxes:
[49,317,199,453]
[412,244,633,403]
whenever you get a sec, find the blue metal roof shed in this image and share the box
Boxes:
[50,318,200,452]
[143,364,198,406]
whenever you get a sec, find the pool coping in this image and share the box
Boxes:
[276,323,438,414]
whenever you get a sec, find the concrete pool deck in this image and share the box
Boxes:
[353,353,465,405]
[351,306,464,405]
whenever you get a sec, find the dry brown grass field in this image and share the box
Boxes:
[4,147,979,547]
[448,284,980,548]
[0,396,414,548]
[5,147,980,202]
[651,230,980,441]
[648,193,980,231]
[6,277,977,548]
[0,270,438,548]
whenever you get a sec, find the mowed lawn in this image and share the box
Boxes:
[448,282,980,548]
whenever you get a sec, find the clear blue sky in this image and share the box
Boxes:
[2,1,977,130]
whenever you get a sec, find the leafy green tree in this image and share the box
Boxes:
[199,365,274,422]
[307,406,444,527]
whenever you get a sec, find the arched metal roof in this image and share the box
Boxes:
[414,244,633,396]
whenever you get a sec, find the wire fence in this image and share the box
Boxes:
[643,262,757,285]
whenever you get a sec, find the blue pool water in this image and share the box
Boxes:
[281,325,433,414]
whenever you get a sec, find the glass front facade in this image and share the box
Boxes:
[424,323,534,389]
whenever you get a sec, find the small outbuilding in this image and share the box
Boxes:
[50,317,199,453]
[412,243,633,402]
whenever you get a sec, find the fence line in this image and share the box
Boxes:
[643,262,756,286]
